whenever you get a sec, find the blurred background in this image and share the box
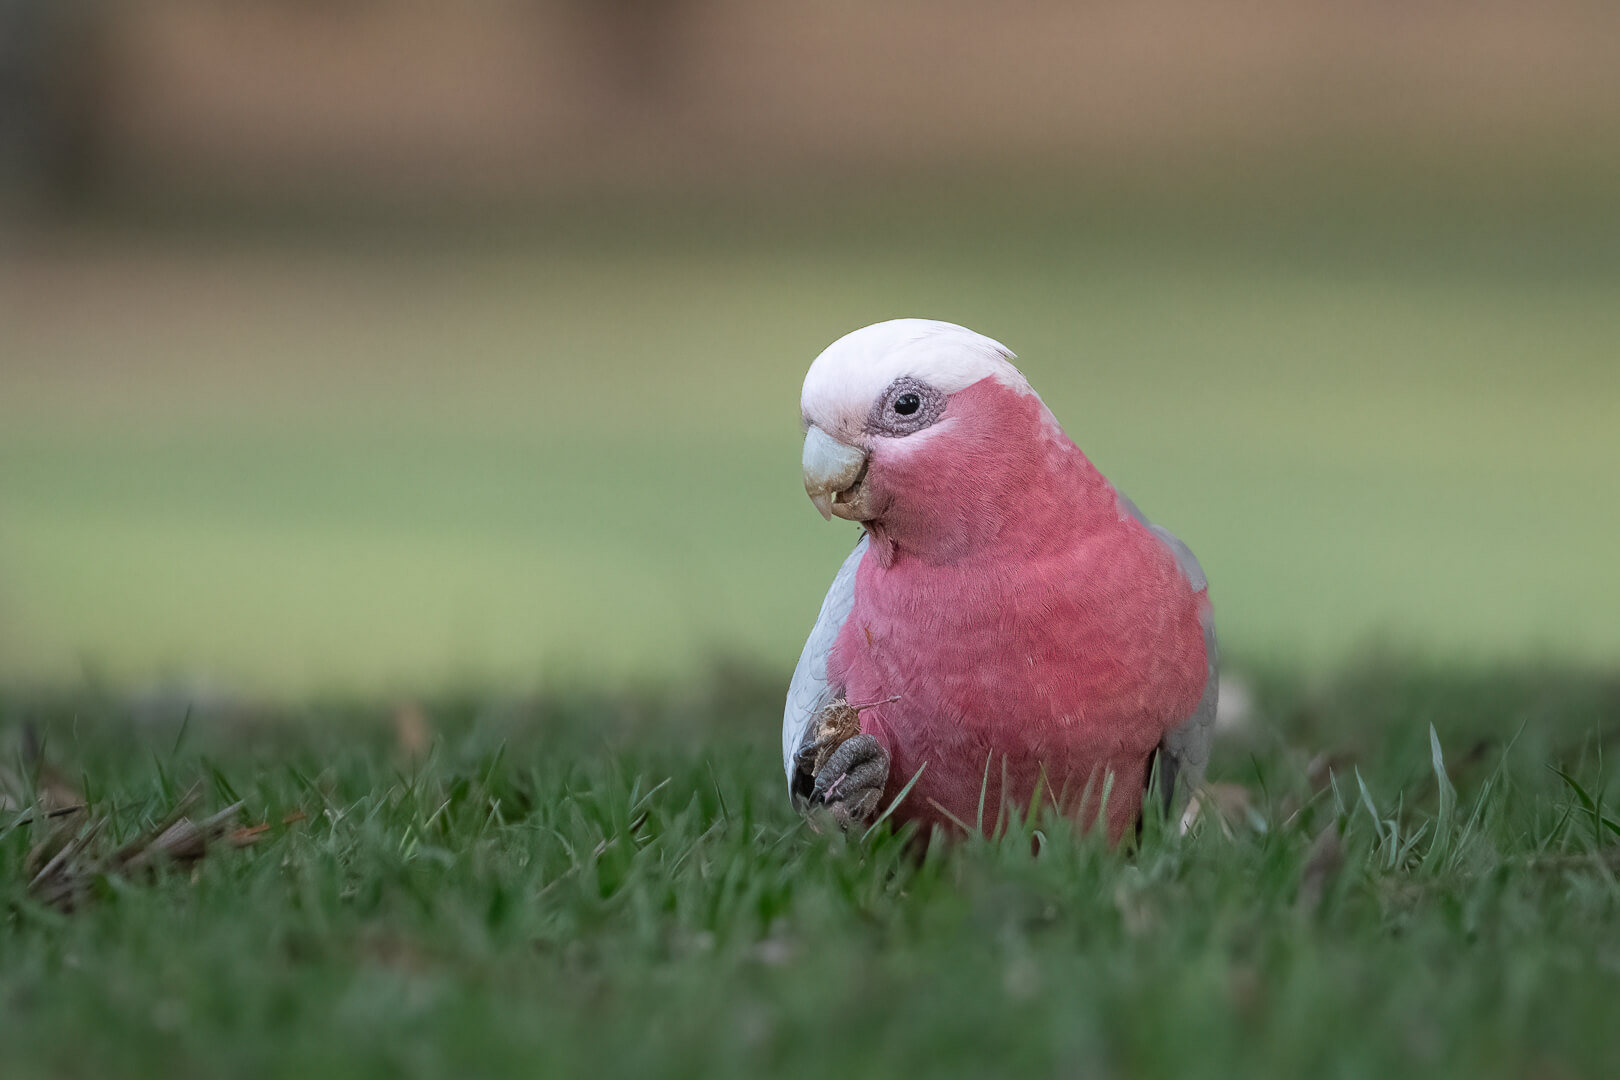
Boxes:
[0,0,1616,696]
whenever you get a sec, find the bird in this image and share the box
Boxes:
[784,319,1216,842]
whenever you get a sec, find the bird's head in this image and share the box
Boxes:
[800,319,1076,564]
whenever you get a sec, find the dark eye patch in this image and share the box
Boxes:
[867,377,945,436]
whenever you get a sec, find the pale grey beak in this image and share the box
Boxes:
[802,425,866,520]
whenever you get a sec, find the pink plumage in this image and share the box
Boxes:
[787,320,1214,842]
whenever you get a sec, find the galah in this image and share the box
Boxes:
[784,320,1216,841]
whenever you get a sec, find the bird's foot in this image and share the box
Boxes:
[809,733,890,831]
[793,697,896,831]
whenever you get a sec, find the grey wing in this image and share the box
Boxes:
[1118,494,1218,806]
[782,535,867,789]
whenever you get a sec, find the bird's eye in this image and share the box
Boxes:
[868,377,939,435]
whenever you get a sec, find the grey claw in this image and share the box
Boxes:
[812,733,890,831]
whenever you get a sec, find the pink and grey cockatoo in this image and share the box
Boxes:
[784,320,1216,841]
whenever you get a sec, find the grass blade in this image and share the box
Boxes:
[1424,724,1458,870]
[862,762,926,842]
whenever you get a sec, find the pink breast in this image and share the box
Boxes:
[829,518,1207,842]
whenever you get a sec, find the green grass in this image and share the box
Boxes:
[4,664,1620,1078]
[3,196,1619,692]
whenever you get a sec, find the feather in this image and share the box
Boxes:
[782,535,866,786]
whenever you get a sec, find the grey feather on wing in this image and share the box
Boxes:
[783,535,867,791]
[1159,612,1218,809]
[1118,490,1217,806]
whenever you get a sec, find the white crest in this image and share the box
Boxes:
[801,319,1027,432]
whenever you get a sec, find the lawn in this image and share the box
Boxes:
[1,192,1618,1075]
[3,663,1620,1079]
